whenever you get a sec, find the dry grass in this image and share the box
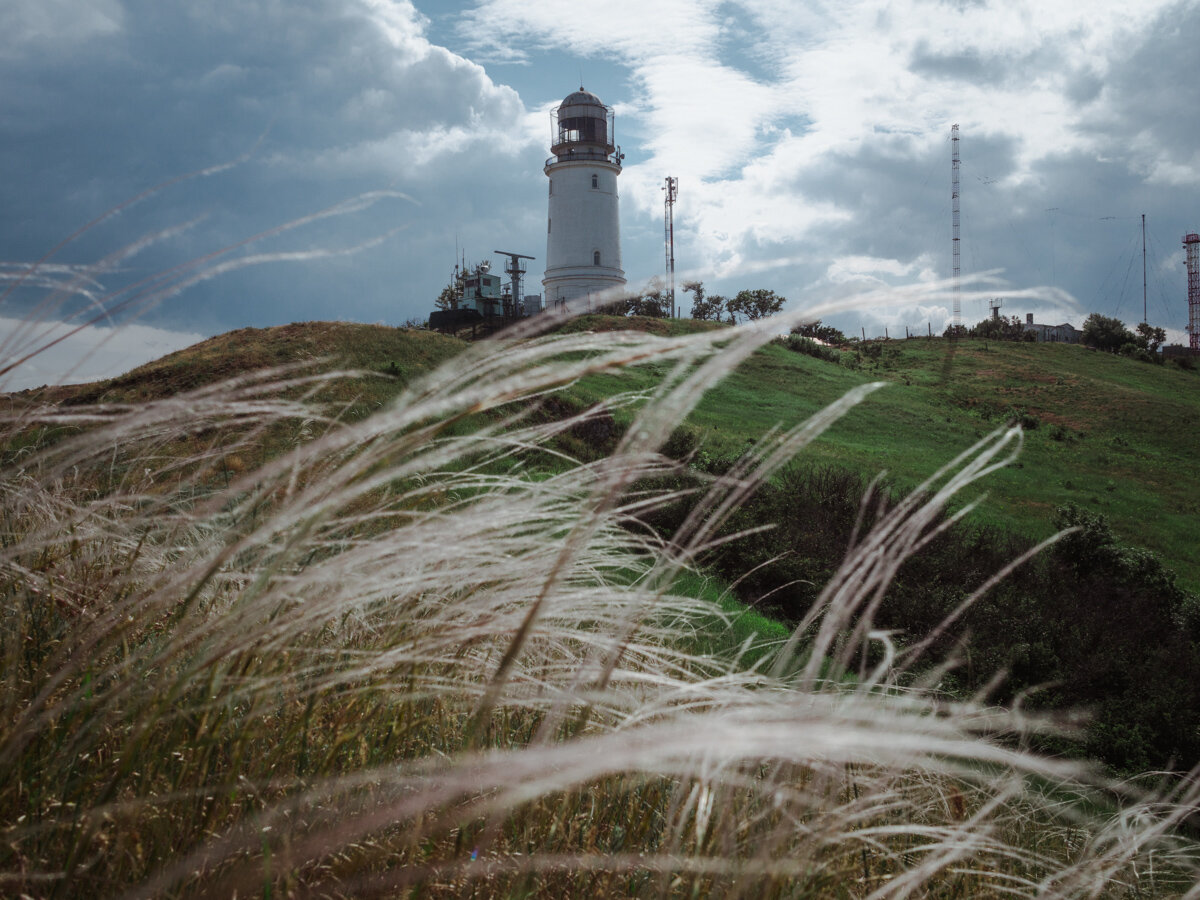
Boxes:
[3,283,1200,897]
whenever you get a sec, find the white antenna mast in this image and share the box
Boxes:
[663,176,678,317]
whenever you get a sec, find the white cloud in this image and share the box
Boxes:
[460,0,723,61]
[3,0,1198,391]
[828,255,923,282]
[456,0,1200,308]
[0,317,207,391]
[0,0,125,59]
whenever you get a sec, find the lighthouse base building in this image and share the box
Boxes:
[543,88,625,309]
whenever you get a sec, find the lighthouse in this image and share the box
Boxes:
[543,87,625,308]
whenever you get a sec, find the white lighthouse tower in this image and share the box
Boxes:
[543,87,625,308]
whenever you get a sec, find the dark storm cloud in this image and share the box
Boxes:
[0,0,540,336]
[6,0,1200,385]
[1076,1,1200,182]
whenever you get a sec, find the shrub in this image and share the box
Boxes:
[790,319,848,344]
[970,315,1034,342]
[1082,313,1135,353]
[691,457,1200,774]
[776,334,846,365]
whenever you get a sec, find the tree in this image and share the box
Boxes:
[623,276,669,318]
[682,280,727,322]
[970,315,1034,342]
[942,323,969,339]
[1135,322,1167,353]
[727,288,785,322]
[435,280,459,311]
[791,319,848,344]
[1081,313,1134,353]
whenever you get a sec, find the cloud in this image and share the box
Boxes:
[0,0,124,60]
[4,0,1199,390]
[0,0,543,336]
[0,316,206,391]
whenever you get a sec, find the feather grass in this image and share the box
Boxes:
[2,274,1200,897]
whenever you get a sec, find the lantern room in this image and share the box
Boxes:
[550,88,617,164]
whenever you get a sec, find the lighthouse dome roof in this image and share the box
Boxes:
[558,88,605,111]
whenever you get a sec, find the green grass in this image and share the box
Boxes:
[669,570,791,669]
[18,321,465,408]
[564,332,1200,592]
[27,316,1195,592]
[7,315,1200,896]
[19,319,1196,592]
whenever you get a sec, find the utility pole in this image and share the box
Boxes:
[663,176,678,317]
[951,124,961,331]
[1142,214,1148,324]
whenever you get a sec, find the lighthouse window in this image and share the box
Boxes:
[591,174,598,189]
[547,217,551,233]
[548,179,553,195]
[593,250,601,266]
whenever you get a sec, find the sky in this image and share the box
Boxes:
[2,0,1199,388]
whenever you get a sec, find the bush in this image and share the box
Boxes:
[970,315,1035,342]
[685,460,1200,774]
[1082,313,1135,353]
[776,334,846,365]
[790,319,848,344]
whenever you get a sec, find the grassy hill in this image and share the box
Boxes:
[33,320,466,405]
[7,314,1200,896]
[571,329,1200,593]
[562,324,1200,773]
[14,317,1197,589]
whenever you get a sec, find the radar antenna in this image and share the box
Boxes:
[494,250,536,309]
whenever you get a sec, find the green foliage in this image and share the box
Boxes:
[942,323,969,339]
[791,319,848,344]
[970,315,1036,342]
[435,279,459,310]
[727,288,785,322]
[1136,322,1167,353]
[654,459,1200,774]
[1082,313,1135,353]
[1081,316,1168,363]
[682,280,727,322]
[621,276,669,318]
[776,334,847,365]
[1053,503,1197,623]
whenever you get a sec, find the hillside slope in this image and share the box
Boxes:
[12,321,465,407]
[572,331,1200,592]
[13,319,1196,589]
[11,316,1200,896]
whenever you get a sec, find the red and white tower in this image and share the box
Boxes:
[1185,232,1200,350]
[951,124,961,329]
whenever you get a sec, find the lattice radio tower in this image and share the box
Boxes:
[663,176,678,317]
[1185,232,1200,350]
[951,124,961,329]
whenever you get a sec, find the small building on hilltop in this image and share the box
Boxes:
[429,258,540,335]
[1023,313,1079,344]
[462,265,504,318]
